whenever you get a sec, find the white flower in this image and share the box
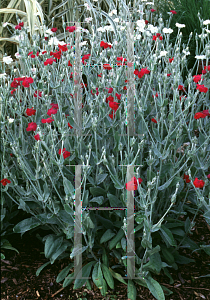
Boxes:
[137,19,146,29]
[120,26,126,31]
[109,9,117,16]
[15,52,21,59]
[135,34,142,40]
[145,30,151,36]
[205,29,210,33]
[3,55,13,65]
[137,10,145,15]
[162,27,173,34]
[175,23,185,28]
[146,2,155,4]
[7,117,14,123]
[84,17,93,22]
[195,55,206,59]
[113,18,119,22]
[182,49,190,56]
[198,33,208,38]
[159,50,168,57]
[104,25,114,32]
[97,27,106,32]
[80,41,87,47]
[31,68,37,74]
[203,20,210,25]
[0,73,7,79]
[147,24,158,33]
[113,41,118,45]
[45,29,54,35]
[48,37,60,46]
[84,3,91,10]
[3,22,8,27]
[57,41,66,46]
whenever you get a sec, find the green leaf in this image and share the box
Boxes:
[56,263,74,283]
[36,261,51,276]
[200,245,210,255]
[92,261,104,289]
[63,272,75,288]
[102,248,109,267]
[1,245,19,254]
[109,228,125,250]
[145,276,165,300]
[74,261,96,290]
[1,253,5,259]
[101,263,114,289]
[89,187,106,196]
[159,163,173,179]
[110,174,124,189]
[82,189,89,207]
[160,225,177,247]
[63,204,74,215]
[45,236,63,259]
[128,279,137,300]
[107,193,123,207]
[174,253,195,264]
[109,267,127,285]
[100,278,108,296]
[58,210,74,225]
[96,173,108,185]
[89,196,104,205]
[50,241,71,264]
[13,217,41,233]
[70,245,89,259]
[95,214,114,229]
[63,177,74,197]
[161,247,175,264]
[153,128,161,143]
[100,229,116,244]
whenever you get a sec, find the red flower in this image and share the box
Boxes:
[169,57,174,63]
[207,174,210,180]
[145,20,149,25]
[151,118,157,123]
[103,64,112,70]
[134,69,139,75]
[106,95,114,103]
[150,9,156,12]
[68,61,72,67]
[193,178,205,188]
[125,176,143,191]
[196,84,208,93]
[68,122,73,129]
[159,36,163,40]
[41,117,54,123]
[116,93,121,100]
[109,111,116,119]
[34,134,41,141]
[183,174,191,183]
[178,85,186,92]
[194,112,207,119]
[167,73,172,77]
[44,58,56,66]
[51,27,57,32]
[42,51,47,55]
[203,65,210,71]
[11,89,16,95]
[58,44,68,52]
[156,33,161,37]
[22,77,34,88]
[109,101,120,111]
[170,10,177,14]
[10,153,13,157]
[117,56,127,62]
[50,50,62,60]
[98,73,102,77]
[44,37,48,40]
[105,87,113,93]
[123,86,127,90]
[202,109,210,117]
[100,41,112,49]
[58,148,70,159]
[34,90,42,98]
[66,26,76,32]
[47,108,58,116]
[19,22,24,27]
[50,103,59,109]
[152,35,157,41]
[138,67,150,79]
[1,178,11,186]
[193,74,203,83]
[26,107,36,116]
[26,122,37,132]
[15,25,22,30]
[82,54,91,62]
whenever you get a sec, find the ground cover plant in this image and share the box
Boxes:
[1,1,210,299]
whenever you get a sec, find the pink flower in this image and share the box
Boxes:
[26,122,37,132]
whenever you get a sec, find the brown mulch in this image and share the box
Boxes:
[1,212,210,300]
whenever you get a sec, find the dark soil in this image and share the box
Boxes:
[1,212,210,300]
